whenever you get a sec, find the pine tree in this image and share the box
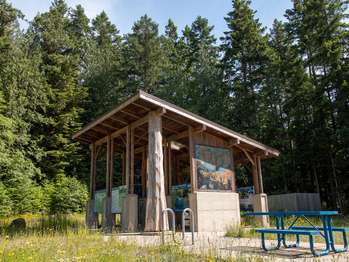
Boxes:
[220,0,270,137]
[262,20,315,194]
[29,0,87,178]
[180,16,223,121]
[121,15,164,95]
[285,0,349,210]
[83,11,122,120]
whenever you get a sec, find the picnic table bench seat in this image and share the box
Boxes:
[256,228,320,236]
[291,226,349,232]
[256,228,327,256]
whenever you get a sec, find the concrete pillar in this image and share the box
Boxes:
[189,192,240,232]
[252,193,269,227]
[86,199,98,229]
[121,194,138,231]
[102,196,113,232]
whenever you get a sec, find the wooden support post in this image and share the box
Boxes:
[86,143,98,229]
[141,147,147,197]
[257,156,264,194]
[130,128,135,194]
[108,137,114,197]
[163,139,168,195]
[230,149,237,192]
[103,135,113,231]
[168,142,172,192]
[252,155,260,194]
[106,136,111,195]
[188,126,196,192]
[121,152,125,185]
[144,111,168,232]
[126,127,131,193]
[90,143,97,199]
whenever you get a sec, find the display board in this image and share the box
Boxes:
[94,185,127,213]
[194,144,234,191]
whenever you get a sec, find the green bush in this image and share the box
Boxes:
[0,182,12,216]
[47,174,88,214]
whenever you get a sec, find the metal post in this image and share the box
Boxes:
[161,208,175,244]
[182,208,195,245]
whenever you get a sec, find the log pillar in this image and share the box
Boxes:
[130,128,135,194]
[257,156,264,193]
[252,155,260,194]
[86,143,98,229]
[102,136,114,232]
[126,127,131,192]
[252,155,268,226]
[188,126,197,192]
[144,111,168,232]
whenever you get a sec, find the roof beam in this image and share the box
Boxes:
[194,124,206,133]
[235,144,255,166]
[120,110,139,119]
[110,116,128,125]
[163,114,190,128]
[132,102,151,112]
[229,138,240,147]
[100,122,118,130]
[167,130,188,141]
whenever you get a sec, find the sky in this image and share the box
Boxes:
[10,0,293,37]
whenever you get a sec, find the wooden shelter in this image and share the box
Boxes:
[73,91,279,232]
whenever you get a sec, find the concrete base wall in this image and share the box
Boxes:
[189,192,240,233]
[86,199,98,229]
[121,194,138,232]
[252,194,269,227]
[102,197,113,232]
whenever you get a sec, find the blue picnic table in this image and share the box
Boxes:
[245,211,348,256]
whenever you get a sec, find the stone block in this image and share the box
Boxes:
[86,199,98,229]
[121,194,138,232]
[252,193,269,227]
[189,192,240,232]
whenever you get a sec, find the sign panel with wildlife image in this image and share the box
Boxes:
[194,144,234,191]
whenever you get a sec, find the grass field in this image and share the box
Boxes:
[0,214,229,262]
[0,213,348,261]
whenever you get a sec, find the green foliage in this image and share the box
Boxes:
[121,15,164,94]
[46,175,88,214]
[0,182,12,216]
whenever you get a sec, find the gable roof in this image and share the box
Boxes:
[73,90,279,158]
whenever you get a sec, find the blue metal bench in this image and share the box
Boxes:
[246,211,347,257]
[291,226,348,253]
[256,228,322,256]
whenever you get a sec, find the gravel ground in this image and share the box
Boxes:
[115,232,349,261]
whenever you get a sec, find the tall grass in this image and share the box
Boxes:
[0,214,234,261]
[0,213,85,236]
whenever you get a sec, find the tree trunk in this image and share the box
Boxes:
[144,111,168,231]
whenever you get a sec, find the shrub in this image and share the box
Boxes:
[47,174,88,214]
[0,182,12,216]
